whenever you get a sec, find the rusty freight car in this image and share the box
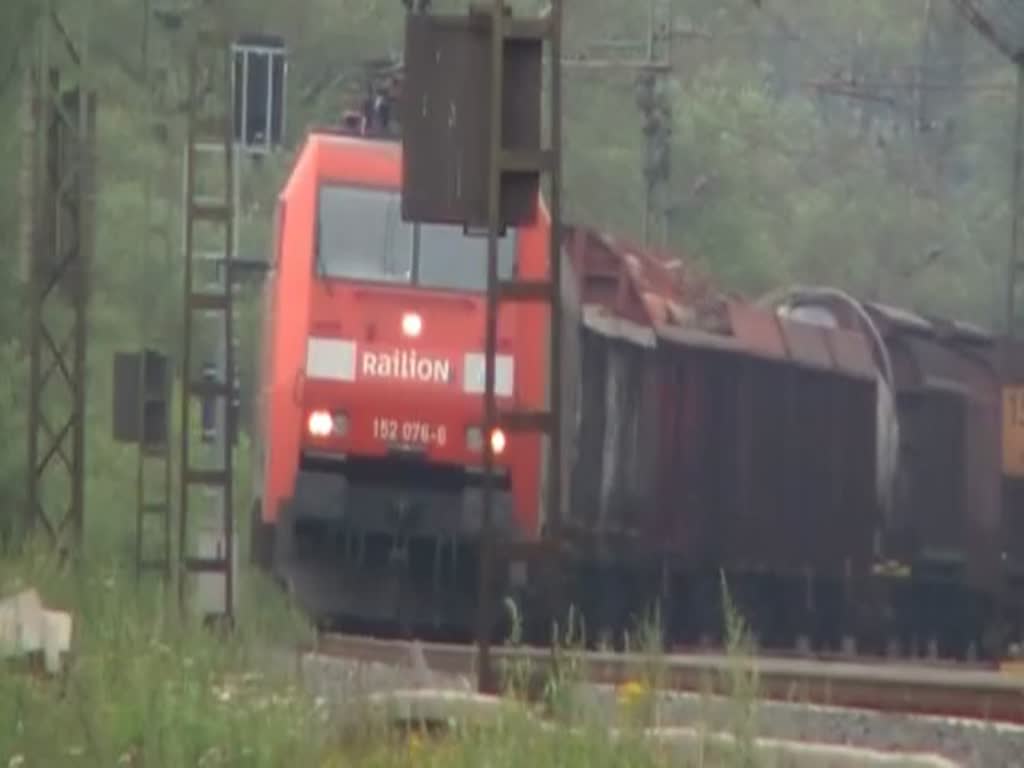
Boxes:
[556,229,885,651]
[763,288,1018,657]
[542,233,1024,659]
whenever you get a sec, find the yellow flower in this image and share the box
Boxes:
[408,731,424,754]
[616,679,649,707]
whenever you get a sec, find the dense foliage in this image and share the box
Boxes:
[0,0,1017,552]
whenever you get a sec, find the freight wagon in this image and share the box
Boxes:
[250,121,1024,659]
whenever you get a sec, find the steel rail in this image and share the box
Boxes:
[312,633,1024,725]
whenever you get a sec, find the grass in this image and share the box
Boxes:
[0,537,326,767]
[1,537,768,767]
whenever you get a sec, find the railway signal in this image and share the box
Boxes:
[400,0,565,693]
[120,1,181,586]
[112,349,172,582]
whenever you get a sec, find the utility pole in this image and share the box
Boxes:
[561,0,674,246]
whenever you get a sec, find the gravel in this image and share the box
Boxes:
[279,647,1024,767]
[573,684,1024,768]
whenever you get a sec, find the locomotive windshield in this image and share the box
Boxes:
[316,184,516,292]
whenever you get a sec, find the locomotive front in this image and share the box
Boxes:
[252,130,550,634]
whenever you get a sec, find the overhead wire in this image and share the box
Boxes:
[953,0,1024,61]
[563,3,1011,189]
[561,1,980,185]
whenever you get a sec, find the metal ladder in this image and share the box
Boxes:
[178,18,238,624]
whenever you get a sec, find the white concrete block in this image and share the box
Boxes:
[0,588,72,674]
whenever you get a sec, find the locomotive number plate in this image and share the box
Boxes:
[372,417,448,447]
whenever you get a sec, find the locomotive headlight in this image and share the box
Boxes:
[307,409,333,437]
[466,426,505,455]
[490,427,507,456]
[401,311,422,338]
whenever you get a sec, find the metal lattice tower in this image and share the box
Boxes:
[637,0,673,247]
[562,0,674,246]
[24,0,97,555]
[177,4,239,623]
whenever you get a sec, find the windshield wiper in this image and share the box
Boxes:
[411,223,421,285]
[314,217,333,294]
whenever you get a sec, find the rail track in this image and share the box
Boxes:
[310,632,1024,725]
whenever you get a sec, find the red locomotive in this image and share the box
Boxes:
[250,121,554,633]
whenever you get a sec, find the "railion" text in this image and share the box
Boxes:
[360,349,451,383]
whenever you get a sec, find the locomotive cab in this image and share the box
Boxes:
[253,127,551,634]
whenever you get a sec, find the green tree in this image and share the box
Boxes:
[0,0,1020,551]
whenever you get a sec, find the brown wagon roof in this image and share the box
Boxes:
[566,224,877,380]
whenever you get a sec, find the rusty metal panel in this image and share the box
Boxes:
[865,301,935,335]
[568,327,658,536]
[828,329,876,380]
[644,339,878,575]
[882,328,1002,588]
[789,369,836,567]
[898,389,968,557]
[902,335,980,392]
[657,350,718,563]
[649,347,706,559]
[727,302,787,360]
[551,240,583,535]
[741,363,877,574]
[401,12,541,229]
[779,318,833,370]
[569,228,645,325]
[567,224,727,333]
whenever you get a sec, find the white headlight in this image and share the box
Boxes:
[490,428,506,455]
[308,410,333,437]
[402,312,423,338]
